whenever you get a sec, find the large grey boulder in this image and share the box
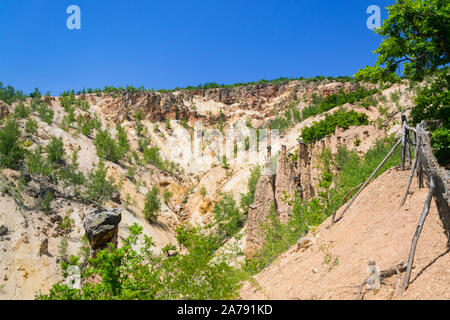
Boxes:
[84,208,122,250]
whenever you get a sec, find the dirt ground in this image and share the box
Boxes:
[240,168,450,300]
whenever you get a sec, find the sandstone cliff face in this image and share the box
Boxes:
[275,145,298,224]
[0,78,414,299]
[0,101,9,120]
[297,140,314,201]
[245,171,276,259]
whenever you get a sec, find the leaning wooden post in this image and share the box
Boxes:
[333,137,402,224]
[401,175,435,292]
[400,115,408,171]
[399,134,421,208]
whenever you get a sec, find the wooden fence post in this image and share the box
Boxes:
[401,175,435,292]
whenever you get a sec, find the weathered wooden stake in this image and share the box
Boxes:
[401,175,435,292]
[399,140,420,208]
[333,137,402,224]
[401,116,407,171]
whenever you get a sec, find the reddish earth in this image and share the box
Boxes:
[240,168,450,300]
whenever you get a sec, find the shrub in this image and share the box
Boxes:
[85,160,117,204]
[116,123,130,158]
[26,146,53,176]
[163,189,173,204]
[37,223,243,300]
[38,103,54,125]
[58,150,85,188]
[39,191,54,214]
[25,118,38,135]
[143,186,160,222]
[0,82,25,104]
[143,146,165,170]
[268,117,291,132]
[79,117,95,137]
[0,119,25,169]
[46,136,65,164]
[240,166,261,212]
[431,127,450,167]
[14,102,31,119]
[301,110,369,144]
[95,129,121,163]
[301,88,379,120]
[212,193,244,240]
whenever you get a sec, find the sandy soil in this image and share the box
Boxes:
[240,168,450,300]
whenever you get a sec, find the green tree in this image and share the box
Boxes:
[85,160,117,204]
[26,146,53,176]
[0,119,25,169]
[25,118,38,135]
[355,0,449,83]
[240,166,262,212]
[38,103,54,125]
[95,128,121,163]
[355,0,449,165]
[46,136,65,164]
[143,186,160,223]
[116,123,130,158]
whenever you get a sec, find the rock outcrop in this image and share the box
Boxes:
[298,140,314,201]
[84,208,122,251]
[245,169,276,259]
[0,101,9,119]
[275,145,298,224]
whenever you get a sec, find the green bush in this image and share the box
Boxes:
[411,71,449,127]
[143,186,161,223]
[37,223,243,300]
[212,193,244,241]
[301,110,369,144]
[14,102,31,119]
[116,123,130,158]
[58,150,85,188]
[95,129,121,163]
[301,88,379,120]
[240,166,262,212]
[39,191,54,214]
[143,146,165,170]
[0,82,25,104]
[0,119,25,169]
[163,189,173,204]
[25,118,38,135]
[38,103,54,125]
[431,127,450,167]
[46,136,65,164]
[85,160,117,204]
[26,146,53,176]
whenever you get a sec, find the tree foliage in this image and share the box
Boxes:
[355,0,449,83]
[301,110,369,144]
[0,119,25,169]
[143,186,161,223]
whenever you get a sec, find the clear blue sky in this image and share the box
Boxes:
[0,0,395,95]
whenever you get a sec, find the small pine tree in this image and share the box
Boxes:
[0,119,25,169]
[143,186,160,223]
[86,160,117,204]
[46,136,65,164]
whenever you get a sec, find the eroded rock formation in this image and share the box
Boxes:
[84,208,122,251]
[297,140,314,201]
[275,145,298,224]
[0,101,9,119]
[245,169,276,259]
